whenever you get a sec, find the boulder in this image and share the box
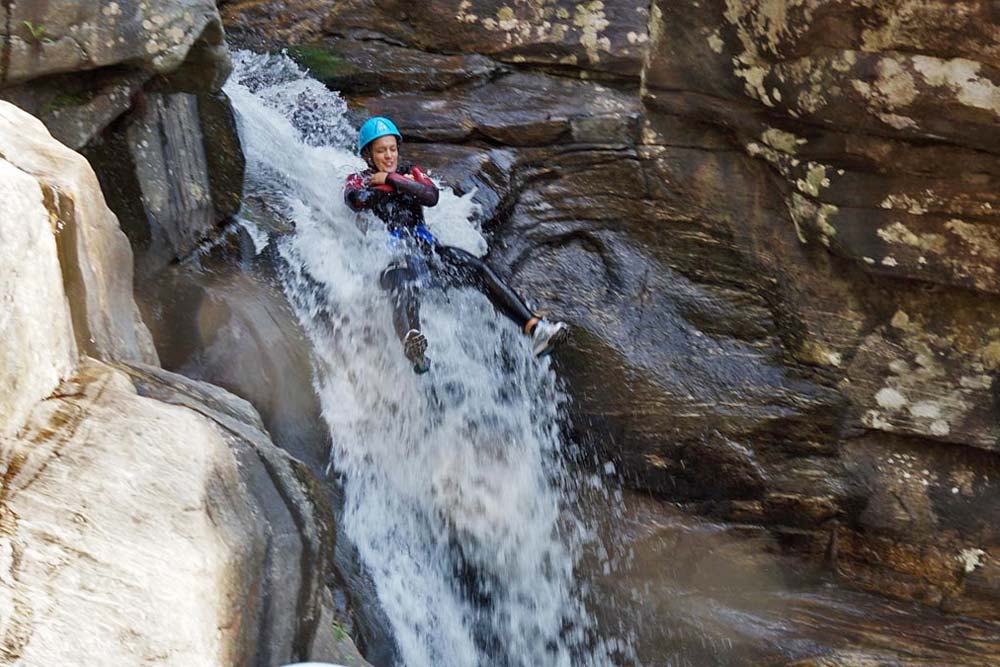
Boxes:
[0,0,224,86]
[0,0,230,147]
[0,101,156,370]
[0,66,151,151]
[83,88,245,266]
[1,357,371,667]
[0,99,369,666]
[0,1,243,268]
[0,147,77,438]
[1,359,267,666]
[118,362,369,666]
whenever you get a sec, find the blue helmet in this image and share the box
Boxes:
[358,116,402,154]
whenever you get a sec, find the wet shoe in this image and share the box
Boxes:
[530,319,568,357]
[403,329,431,374]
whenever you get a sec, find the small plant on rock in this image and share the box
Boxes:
[22,21,48,44]
[41,92,91,115]
[331,618,348,643]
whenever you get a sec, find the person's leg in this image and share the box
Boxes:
[380,259,430,372]
[435,245,569,355]
[380,262,421,341]
[436,245,535,330]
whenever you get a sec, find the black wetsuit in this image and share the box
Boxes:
[344,164,535,344]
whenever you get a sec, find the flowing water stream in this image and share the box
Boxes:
[225,51,629,667]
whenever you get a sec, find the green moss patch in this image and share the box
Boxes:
[287,45,359,81]
[41,91,94,115]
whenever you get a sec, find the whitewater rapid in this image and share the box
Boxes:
[225,51,628,667]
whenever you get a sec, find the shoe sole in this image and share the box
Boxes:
[403,330,429,366]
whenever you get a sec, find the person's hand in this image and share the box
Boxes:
[370,171,389,186]
[402,173,415,180]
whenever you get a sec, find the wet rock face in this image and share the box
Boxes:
[225,0,1000,623]
[644,0,1000,542]
[137,238,332,473]
[595,494,1000,666]
[656,2,1000,612]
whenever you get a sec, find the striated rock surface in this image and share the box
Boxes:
[4,359,265,665]
[323,0,650,79]
[641,0,1000,617]
[0,0,224,85]
[0,0,229,146]
[0,0,244,265]
[127,92,218,258]
[221,0,1000,633]
[221,0,331,48]
[83,87,246,266]
[224,0,650,76]
[0,100,368,666]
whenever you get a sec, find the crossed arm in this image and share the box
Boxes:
[345,166,439,211]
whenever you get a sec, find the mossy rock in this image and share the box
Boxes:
[287,44,360,83]
[40,90,95,114]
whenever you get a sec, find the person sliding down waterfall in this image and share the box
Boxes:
[345,116,568,374]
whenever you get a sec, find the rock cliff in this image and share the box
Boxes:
[223,0,1000,626]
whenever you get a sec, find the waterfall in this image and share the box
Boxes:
[225,51,625,667]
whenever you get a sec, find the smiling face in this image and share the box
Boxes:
[368,135,399,173]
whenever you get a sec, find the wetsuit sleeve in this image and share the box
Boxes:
[387,167,439,207]
[344,172,372,211]
[345,172,394,211]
